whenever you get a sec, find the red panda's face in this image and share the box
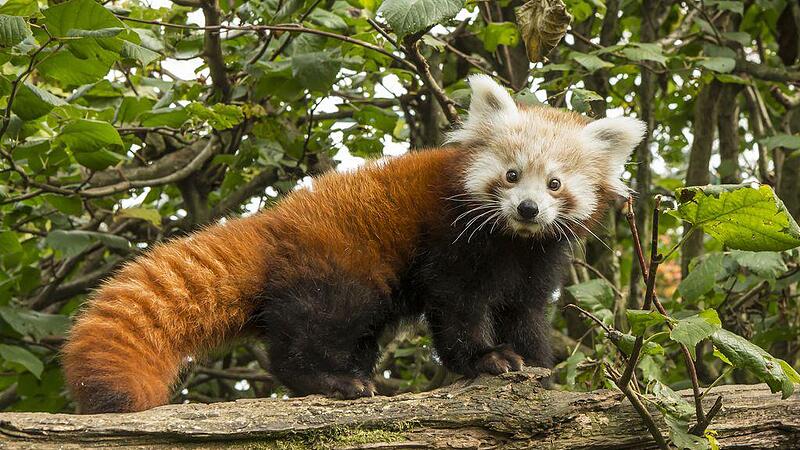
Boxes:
[448,75,646,240]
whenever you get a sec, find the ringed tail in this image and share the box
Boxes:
[61,216,271,413]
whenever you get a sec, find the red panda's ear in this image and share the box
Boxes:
[582,116,646,196]
[581,116,646,167]
[466,74,518,119]
[447,75,518,145]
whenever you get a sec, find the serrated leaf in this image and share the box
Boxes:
[626,309,666,335]
[670,310,722,359]
[121,40,160,66]
[0,14,32,47]
[58,119,123,152]
[572,52,613,72]
[46,230,130,257]
[679,253,735,301]
[665,416,709,450]
[674,184,800,251]
[698,56,736,73]
[377,0,463,36]
[729,251,787,278]
[652,381,694,420]
[712,329,797,398]
[42,0,125,37]
[291,49,343,92]
[0,306,71,341]
[0,344,43,378]
[565,279,614,326]
[13,82,66,120]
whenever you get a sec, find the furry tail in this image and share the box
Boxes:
[62,217,271,413]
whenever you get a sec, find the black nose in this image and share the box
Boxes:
[517,200,539,220]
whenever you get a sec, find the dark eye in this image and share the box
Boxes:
[548,178,561,191]
[506,170,519,183]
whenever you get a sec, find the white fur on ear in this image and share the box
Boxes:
[446,75,519,144]
[581,116,646,195]
[582,116,646,165]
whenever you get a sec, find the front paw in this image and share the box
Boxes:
[474,346,524,375]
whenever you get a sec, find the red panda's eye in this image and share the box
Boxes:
[506,170,519,183]
[548,178,561,191]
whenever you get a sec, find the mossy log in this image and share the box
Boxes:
[0,368,797,449]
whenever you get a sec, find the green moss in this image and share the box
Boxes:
[238,422,416,450]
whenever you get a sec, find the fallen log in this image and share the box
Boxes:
[0,368,797,449]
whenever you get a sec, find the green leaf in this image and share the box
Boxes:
[66,27,124,38]
[612,331,665,356]
[729,251,787,278]
[0,306,71,341]
[186,103,244,130]
[698,56,736,73]
[652,381,694,420]
[678,253,735,302]
[565,279,614,326]
[140,107,190,128]
[119,207,161,226]
[674,184,800,251]
[42,194,82,215]
[377,0,464,36]
[58,119,123,152]
[572,52,613,72]
[621,42,667,65]
[0,14,32,47]
[13,82,66,120]
[564,351,585,387]
[712,329,797,398]
[707,0,743,14]
[120,40,160,66]
[42,0,125,37]
[762,133,800,150]
[0,0,40,16]
[665,416,709,450]
[307,9,348,31]
[0,231,23,256]
[46,230,129,257]
[73,148,124,170]
[0,344,43,378]
[569,88,603,113]
[626,309,666,335]
[670,310,722,359]
[291,49,343,92]
[480,22,520,52]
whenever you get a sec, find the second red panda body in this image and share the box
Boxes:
[62,76,645,412]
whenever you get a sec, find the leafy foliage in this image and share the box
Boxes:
[0,4,798,447]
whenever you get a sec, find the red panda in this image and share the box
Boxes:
[61,75,645,413]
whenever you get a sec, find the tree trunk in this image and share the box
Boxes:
[0,369,797,449]
[681,81,722,278]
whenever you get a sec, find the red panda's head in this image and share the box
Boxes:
[447,75,645,239]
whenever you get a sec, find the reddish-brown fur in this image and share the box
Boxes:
[62,148,460,413]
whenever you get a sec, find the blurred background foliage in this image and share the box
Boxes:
[0,0,799,432]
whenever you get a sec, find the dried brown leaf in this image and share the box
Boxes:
[515,0,572,62]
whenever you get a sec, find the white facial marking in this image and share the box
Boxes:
[448,76,646,239]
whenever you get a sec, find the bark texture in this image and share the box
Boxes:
[0,369,797,449]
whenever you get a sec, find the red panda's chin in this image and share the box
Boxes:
[507,219,543,237]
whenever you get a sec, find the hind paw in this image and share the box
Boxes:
[474,346,524,375]
[326,375,377,400]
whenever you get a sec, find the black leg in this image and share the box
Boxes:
[258,277,385,399]
[426,299,523,376]
[497,302,553,368]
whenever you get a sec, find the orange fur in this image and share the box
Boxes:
[62,148,461,412]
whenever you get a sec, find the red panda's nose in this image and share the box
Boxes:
[517,200,539,220]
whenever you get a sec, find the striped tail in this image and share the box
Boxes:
[61,216,271,413]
